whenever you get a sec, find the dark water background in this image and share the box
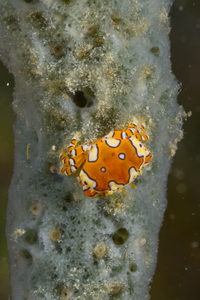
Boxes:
[0,0,200,299]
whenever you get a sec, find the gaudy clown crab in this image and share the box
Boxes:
[60,122,152,198]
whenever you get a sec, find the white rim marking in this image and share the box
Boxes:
[128,167,138,183]
[71,149,76,157]
[88,145,98,162]
[108,181,124,191]
[71,166,77,173]
[69,158,75,166]
[79,169,97,189]
[82,145,89,152]
[129,137,145,158]
[104,131,114,139]
[130,122,137,127]
[129,128,135,134]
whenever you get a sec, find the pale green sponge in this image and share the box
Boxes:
[0,0,184,299]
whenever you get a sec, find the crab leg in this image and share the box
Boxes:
[61,154,86,175]
[129,182,137,189]
[60,137,89,176]
[126,122,149,141]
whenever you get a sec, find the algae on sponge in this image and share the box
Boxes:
[0,0,183,299]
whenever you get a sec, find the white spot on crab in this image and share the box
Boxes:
[106,138,120,148]
[121,131,127,139]
[118,153,125,160]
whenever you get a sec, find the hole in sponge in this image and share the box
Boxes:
[73,91,87,107]
[55,243,63,254]
[151,46,159,56]
[19,249,33,265]
[71,87,95,108]
[129,263,137,272]
[23,229,38,245]
[112,228,129,245]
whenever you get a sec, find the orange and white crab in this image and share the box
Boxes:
[60,122,152,198]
